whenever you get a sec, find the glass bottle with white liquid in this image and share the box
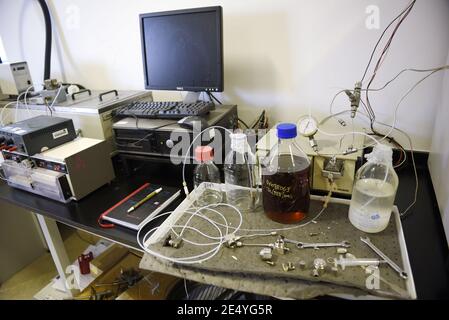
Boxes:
[348,144,399,233]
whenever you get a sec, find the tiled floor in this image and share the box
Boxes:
[0,228,99,300]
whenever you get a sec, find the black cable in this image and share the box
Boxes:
[251,110,266,129]
[208,92,223,105]
[37,0,52,81]
[364,1,416,128]
[205,92,212,103]
[202,91,212,103]
[237,118,250,129]
[360,0,416,83]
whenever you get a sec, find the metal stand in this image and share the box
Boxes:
[36,214,74,297]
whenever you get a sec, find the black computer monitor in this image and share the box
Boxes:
[139,6,224,95]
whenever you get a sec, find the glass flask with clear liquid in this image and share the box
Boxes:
[261,123,311,224]
[193,146,222,206]
[224,133,259,212]
[349,144,399,233]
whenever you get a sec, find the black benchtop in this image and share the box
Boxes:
[0,155,448,299]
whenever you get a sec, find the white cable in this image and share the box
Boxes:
[314,121,380,148]
[137,211,224,264]
[179,203,242,239]
[0,101,17,126]
[9,85,35,123]
[141,223,222,263]
[137,203,243,265]
[171,206,233,242]
[372,68,445,145]
[14,92,26,123]
[48,85,64,113]
[181,125,233,195]
[170,226,221,246]
[23,85,36,118]
[141,227,222,264]
[183,277,189,299]
[189,205,327,234]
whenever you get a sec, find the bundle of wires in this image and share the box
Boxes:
[319,0,449,218]
[360,1,417,149]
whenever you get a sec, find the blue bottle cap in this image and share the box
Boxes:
[277,123,297,139]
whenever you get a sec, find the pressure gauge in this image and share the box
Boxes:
[297,116,318,137]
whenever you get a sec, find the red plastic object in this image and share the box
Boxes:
[78,252,94,275]
[195,146,214,162]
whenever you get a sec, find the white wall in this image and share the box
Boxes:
[0,0,448,151]
[0,202,47,283]
[429,51,449,245]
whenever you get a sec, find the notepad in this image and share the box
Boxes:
[100,183,181,230]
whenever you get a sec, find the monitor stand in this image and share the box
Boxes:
[183,91,201,103]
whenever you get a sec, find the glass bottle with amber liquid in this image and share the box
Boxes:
[261,123,311,224]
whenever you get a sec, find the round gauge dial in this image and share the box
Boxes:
[297,116,318,137]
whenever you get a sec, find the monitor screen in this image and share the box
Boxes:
[140,6,223,92]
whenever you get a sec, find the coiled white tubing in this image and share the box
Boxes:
[137,203,244,265]
[137,200,328,265]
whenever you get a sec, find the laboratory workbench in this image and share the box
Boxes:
[0,153,448,299]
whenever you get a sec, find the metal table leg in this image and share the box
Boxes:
[35,214,74,297]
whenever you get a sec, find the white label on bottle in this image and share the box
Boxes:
[349,208,390,232]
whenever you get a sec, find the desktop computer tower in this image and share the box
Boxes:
[113,105,238,163]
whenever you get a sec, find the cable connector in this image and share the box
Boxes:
[346,81,362,119]
[182,181,189,197]
[309,137,318,152]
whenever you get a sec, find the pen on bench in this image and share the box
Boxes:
[127,187,162,213]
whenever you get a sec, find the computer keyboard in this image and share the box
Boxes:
[113,101,214,119]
